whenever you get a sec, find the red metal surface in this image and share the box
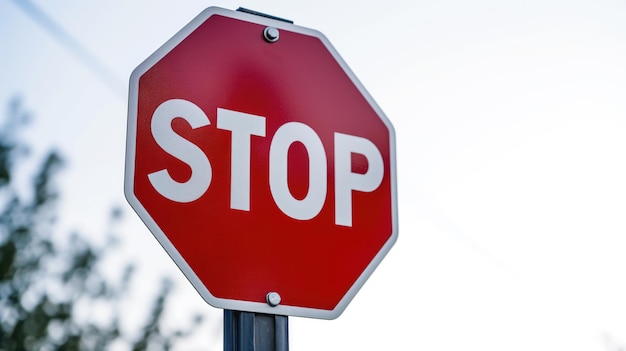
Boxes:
[129,11,394,315]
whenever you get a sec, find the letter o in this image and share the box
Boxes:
[269,122,327,220]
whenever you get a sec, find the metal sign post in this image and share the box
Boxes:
[224,310,289,351]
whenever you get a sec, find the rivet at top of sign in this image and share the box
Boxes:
[263,27,279,43]
[266,292,281,307]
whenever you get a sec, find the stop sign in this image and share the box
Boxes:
[125,7,397,319]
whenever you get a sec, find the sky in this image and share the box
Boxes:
[1,0,626,350]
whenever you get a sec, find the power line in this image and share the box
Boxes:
[10,0,126,98]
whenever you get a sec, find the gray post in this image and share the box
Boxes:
[224,310,289,351]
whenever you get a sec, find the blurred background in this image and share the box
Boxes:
[1,0,625,350]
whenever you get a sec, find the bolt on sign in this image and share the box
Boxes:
[125,7,398,320]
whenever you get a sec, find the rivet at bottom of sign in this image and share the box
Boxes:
[266,292,281,307]
[263,27,280,42]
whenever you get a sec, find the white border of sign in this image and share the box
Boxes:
[125,6,398,320]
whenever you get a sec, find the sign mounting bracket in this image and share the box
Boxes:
[236,7,294,24]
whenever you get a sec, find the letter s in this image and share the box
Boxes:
[148,99,211,203]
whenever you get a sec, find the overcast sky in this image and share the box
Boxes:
[2,0,626,350]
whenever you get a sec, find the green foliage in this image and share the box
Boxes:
[0,97,202,350]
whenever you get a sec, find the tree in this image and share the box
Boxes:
[0,97,202,350]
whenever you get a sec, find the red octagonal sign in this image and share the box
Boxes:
[125,7,398,319]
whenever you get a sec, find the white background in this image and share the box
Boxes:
[1,0,625,350]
